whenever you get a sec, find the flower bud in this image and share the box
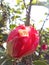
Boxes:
[41,44,48,51]
[7,25,39,58]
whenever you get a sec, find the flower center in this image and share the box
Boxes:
[18,29,29,37]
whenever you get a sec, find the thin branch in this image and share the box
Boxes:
[23,0,27,9]
[29,0,32,14]
[1,59,8,65]
[40,14,49,33]
[39,14,49,57]
[39,14,49,45]
[25,0,32,26]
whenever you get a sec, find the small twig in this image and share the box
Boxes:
[39,14,49,44]
[39,14,49,45]
[40,14,49,33]
[39,14,49,58]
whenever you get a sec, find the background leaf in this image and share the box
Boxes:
[16,0,22,4]
[33,60,48,65]
[32,0,37,4]
[9,24,16,30]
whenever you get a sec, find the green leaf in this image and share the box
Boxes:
[44,12,48,15]
[21,4,25,9]
[10,8,15,13]
[11,15,20,21]
[22,17,26,21]
[39,20,43,23]
[47,0,49,2]
[0,13,2,21]
[0,35,3,38]
[47,39,49,43]
[46,28,49,31]
[33,60,48,65]
[10,24,16,30]
[11,16,14,21]
[41,55,44,59]
[15,15,20,18]
[16,0,22,4]
[32,0,37,4]
[16,10,22,14]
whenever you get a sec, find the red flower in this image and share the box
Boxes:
[7,25,39,58]
[41,44,48,51]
